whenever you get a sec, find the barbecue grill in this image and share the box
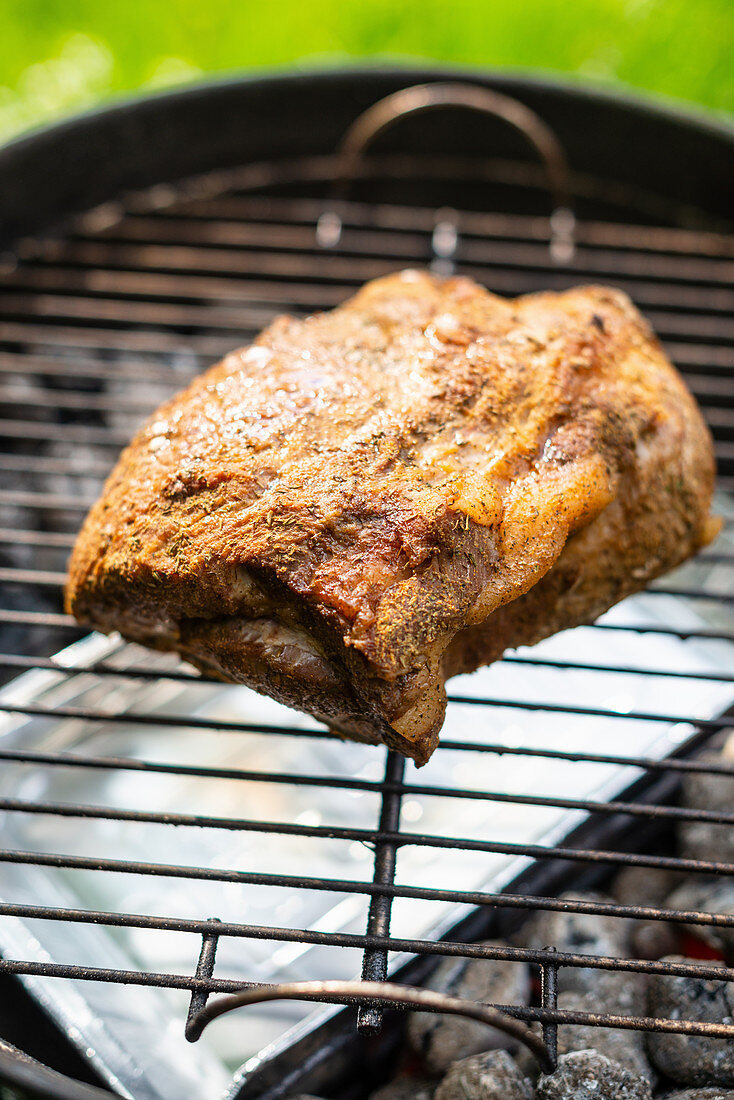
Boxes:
[0,67,733,1100]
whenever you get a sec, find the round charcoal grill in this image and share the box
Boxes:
[0,69,733,1100]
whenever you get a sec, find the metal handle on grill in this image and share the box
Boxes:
[184,978,554,1073]
[316,82,576,263]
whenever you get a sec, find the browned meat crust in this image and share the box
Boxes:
[65,271,719,764]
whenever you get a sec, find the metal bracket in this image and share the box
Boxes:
[316,81,576,266]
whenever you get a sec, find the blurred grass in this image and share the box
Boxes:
[1,0,733,142]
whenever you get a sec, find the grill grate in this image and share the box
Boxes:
[1,140,734,1097]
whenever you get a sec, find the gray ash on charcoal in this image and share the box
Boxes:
[407,944,530,1073]
[647,959,734,1087]
[515,892,631,997]
[555,990,651,1081]
[537,1050,652,1100]
[613,866,685,961]
[356,744,734,1100]
[678,755,734,866]
[516,893,652,1082]
[435,1050,533,1100]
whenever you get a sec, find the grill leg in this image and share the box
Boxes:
[357,750,406,1032]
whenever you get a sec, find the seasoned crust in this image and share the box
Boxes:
[66,271,718,765]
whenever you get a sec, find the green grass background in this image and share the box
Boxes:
[2,0,733,142]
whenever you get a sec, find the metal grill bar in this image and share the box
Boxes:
[0,529,77,548]
[5,275,734,351]
[0,386,170,415]
[2,340,732,375]
[0,493,97,512]
[1,922,734,985]
[0,292,265,333]
[1,696,733,750]
[132,193,734,257]
[0,455,113,478]
[1,956,733,1046]
[358,751,405,1030]
[4,735,734,785]
[0,420,140,447]
[24,219,734,286]
[0,351,201,383]
[2,647,734,687]
[3,774,732,828]
[7,228,734,297]
[0,321,233,355]
[0,421,135,447]
[0,609,76,628]
[11,891,725,940]
[4,835,732,892]
[6,265,734,326]
[76,208,734,268]
[0,569,70,586]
